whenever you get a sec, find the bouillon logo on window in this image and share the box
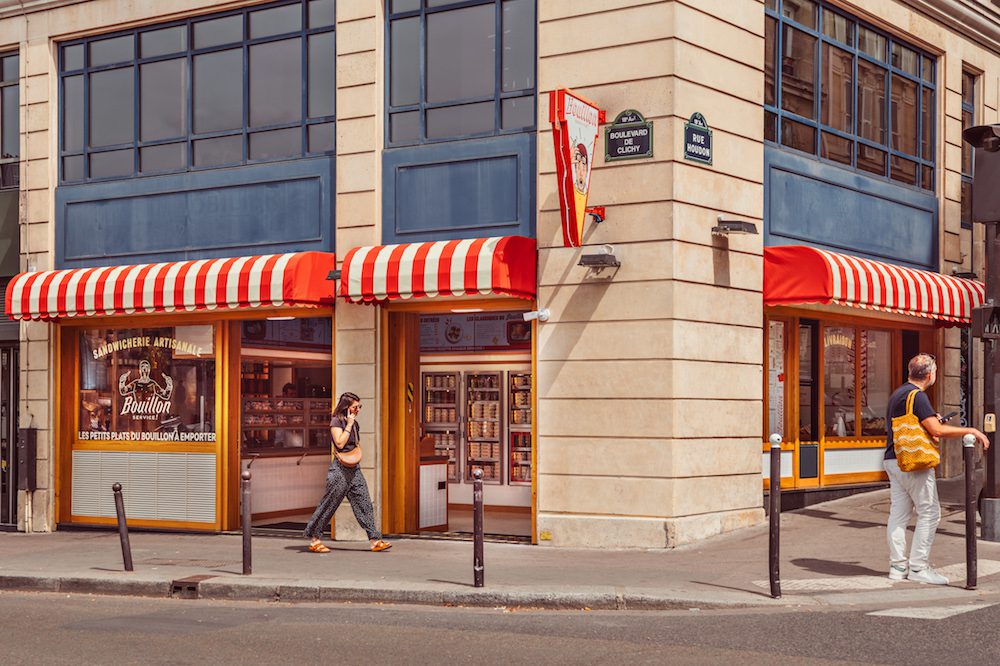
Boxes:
[119,359,174,421]
[79,327,216,443]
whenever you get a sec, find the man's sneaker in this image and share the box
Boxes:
[908,567,949,585]
[888,564,908,581]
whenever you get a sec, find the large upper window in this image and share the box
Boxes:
[59,0,336,183]
[765,0,936,191]
[961,70,977,228]
[386,0,536,145]
[0,52,18,190]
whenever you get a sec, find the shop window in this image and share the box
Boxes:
[860,329,892,435]
[240,317,332,454]
[824,326,856,437]
[764,0,935,191]
[811,323,896,439]
[78,326,217,443]
[0,52,17,190]
[386,0,536,146]
[59,0,336,183]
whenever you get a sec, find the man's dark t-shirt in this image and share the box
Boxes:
[885,382,936,460]
[331,415,359,453]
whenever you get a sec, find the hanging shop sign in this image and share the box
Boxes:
[78,326,217,443]
[605,109,653,161]
[683,112,713,165]
[972,305,1000,339]
[420,312,531,353]
[549,88,606,248]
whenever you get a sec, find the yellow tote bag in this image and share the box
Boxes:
[892,389,940,472]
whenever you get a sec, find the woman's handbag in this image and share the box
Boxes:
[334,420,362,468]
[892,389,940,472]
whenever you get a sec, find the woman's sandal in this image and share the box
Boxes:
[370,540,392,552]
[308,542,331,553]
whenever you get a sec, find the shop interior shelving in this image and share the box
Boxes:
[465,371,503,485]
[421,371,460,481]
[508,371,532,485]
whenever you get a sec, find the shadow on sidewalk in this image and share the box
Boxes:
[790,558,882,577]
[795,509,883,530]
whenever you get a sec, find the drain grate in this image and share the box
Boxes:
[170,574,216,599]
[139,558,239,568]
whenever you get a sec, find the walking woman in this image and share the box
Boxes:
[304,391,391,553]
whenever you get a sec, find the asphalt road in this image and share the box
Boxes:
[4,591,1000,665]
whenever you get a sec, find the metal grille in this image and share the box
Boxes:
[71,450,217,523]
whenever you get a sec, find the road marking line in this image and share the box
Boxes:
[752,576,893,591]
[751,560,1000,591]
[867,603,997,620]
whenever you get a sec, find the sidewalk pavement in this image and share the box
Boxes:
[4,479,1000,611]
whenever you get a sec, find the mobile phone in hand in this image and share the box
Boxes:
[939,411,959,424]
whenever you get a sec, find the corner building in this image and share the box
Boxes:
[0,0,993,550]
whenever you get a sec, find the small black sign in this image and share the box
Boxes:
[683,112,712,165]
[604,109,653,162]
[972,305,1000,339]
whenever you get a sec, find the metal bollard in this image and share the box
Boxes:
[768,433,782,599]
[473,468,485,588]
[112,483,134,572]
[241,471,252,576]
[964,433,978,590]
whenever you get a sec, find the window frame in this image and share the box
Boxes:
[58,0,336,184]
[764,0,936,192]
[384,0,537,147]
[0,51,19,190]
[961,69,977,230]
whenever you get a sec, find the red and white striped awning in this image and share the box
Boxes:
[339,236,536,303]
[5,252,336,321]
[764,245,985,324]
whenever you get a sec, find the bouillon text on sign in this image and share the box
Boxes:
[605,109,653,161]
[683,112,713,165]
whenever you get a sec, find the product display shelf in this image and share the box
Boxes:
[465,372,503,484]
[508,371,533,485]
[241,397,332,452]
[422,371,460,482]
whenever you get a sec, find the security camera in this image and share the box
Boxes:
[522,309,550,323]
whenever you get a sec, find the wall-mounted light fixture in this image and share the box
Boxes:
[577,244,620,269]
[712,217,759,236]
[327,269,342,281]
[522,309,550,323]
[954,270,979,280]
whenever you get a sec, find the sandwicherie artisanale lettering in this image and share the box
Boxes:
[93,335,204,360]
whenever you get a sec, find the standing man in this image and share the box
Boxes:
[885,353,989,584]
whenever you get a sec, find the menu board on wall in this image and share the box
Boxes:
[420,312,531,353]
[768,321,785,437]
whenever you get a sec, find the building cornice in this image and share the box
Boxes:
[0,0,88,21]
[895,0,1000,54]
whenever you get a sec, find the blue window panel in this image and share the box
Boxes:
[764,147,937,270]
[56,157,334,268]
[382,133,534,244]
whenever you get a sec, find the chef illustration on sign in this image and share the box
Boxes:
[119,359,173,402]
[573,143,589,194]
